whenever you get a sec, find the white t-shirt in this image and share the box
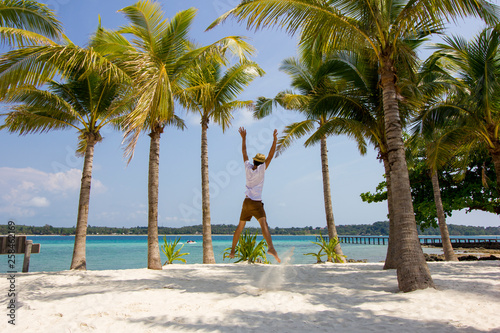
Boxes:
[244,160,266,201]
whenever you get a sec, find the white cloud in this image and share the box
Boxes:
[186,113,202,127]
[45,168,81,192]
[0,167,106,218]
[234,109,257,128]
[26,197,50,208]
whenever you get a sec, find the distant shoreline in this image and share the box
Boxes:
[3,221,499,237]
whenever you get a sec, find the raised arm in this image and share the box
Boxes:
[239,127,248,162]
[265,129,278,169]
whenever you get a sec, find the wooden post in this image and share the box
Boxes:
[23,240,33,273]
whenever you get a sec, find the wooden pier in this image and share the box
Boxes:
[420,237,500,249]
[338,236,389,245]
[336,236,500,249]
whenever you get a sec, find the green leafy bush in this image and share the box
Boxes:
[223,230,269,264]
[307,234,346,263]
[304,247,324,263]
[161,236,189,265]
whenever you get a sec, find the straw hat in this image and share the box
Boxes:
[253,153,266,163]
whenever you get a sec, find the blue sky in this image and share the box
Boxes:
[1,0,498,229]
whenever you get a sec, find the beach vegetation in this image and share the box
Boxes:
[177,42,264,264]
[161,236,189,265]
[310,234,346,263]
[223,230,269,264]
[303,248,324,264]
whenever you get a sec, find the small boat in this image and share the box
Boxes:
[186,240,196,244]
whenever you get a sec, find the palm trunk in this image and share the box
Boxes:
[70,133,96,270]
[381,56,434,292]
[320,136,345,263]
[430,170,458,261]
[487,142,500,192]
[201,119,215,264]
[382,153,398,269]
[147,129,162,270]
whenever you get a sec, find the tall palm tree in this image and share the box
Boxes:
[0,0,62,46]
[177,52,264,264]
[406,135,459,261]
[91,1,255,269]
[420,26,500,193]
[209,0,499,292]
[255,51,374,262]
[0,69,133,270]
[0,8,132,270]
[410,57,462,261]
[303,50,398,268]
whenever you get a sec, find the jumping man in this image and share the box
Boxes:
[228,127,281,263]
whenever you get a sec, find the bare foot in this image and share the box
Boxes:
[227,252,235,259]
[268,249,281,263]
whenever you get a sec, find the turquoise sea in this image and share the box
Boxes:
[2,235,498,273]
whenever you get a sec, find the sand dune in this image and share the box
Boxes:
[2,261,499,332]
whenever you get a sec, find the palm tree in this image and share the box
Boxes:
[410,57,462,261]
[0,7,132,270]
[90,1,255,269]
[303,50,397,268]
[420,26,500,193]
[0,0,62,46]
[255,51,382,262]
[406,134,459,261]
[0,68,133,270]
[209,0,499,292]
[177,51,264,263]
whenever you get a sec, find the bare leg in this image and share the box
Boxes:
[228,220,247,258]
[258,217,281,263]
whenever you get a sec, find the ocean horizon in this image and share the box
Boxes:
[2,234,499,273]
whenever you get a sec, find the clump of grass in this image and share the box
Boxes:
[161,236,189,265]
[223,230,269,264]
[304,247,324,263]
[305,234,346,263]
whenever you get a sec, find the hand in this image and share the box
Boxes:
[239,127,247,139]
[273,129,278,141]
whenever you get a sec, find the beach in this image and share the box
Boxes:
[2,260,499,332]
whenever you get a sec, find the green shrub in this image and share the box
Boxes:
[304,247,324,263]
[223,230,269,264]
[161,236,189,265]
[309,234,346,263]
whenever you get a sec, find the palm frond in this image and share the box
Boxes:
[276,119,315,155]
[0,26,57,46]
[0,44,129,97]
[157,7,197,64]
[2,85,81,133]
[305,117,367,155]
[0,0,63,46]
[118,0,170,53]
[216,61,264,103]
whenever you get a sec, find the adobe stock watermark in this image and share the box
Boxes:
[6,221,17,326]
[212,0,241,16]
[178,109,295,222]
[51,144,80,174]
[44,0,71,12]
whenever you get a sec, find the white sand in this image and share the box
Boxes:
[2,261,499,333]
